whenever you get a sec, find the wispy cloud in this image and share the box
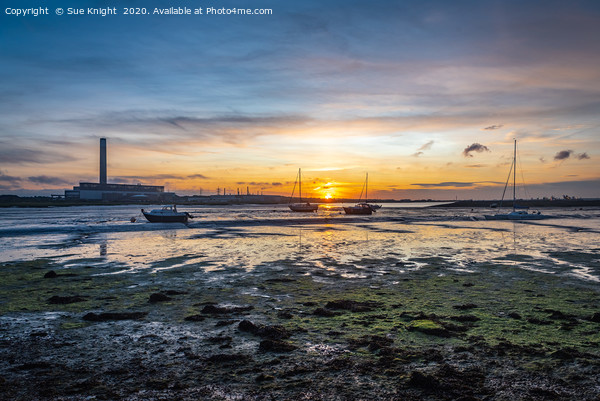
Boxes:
[28,176,70,185]
[0,171,22,184]
[418,140,434,151]
[463,143,490,157]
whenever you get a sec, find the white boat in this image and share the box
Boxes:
[484,210,545,220]
[289,168,318,212]
[344,173,381,215]
[484,140,547,221]
[141,205,193,223]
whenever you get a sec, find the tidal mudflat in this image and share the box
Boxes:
[1,205,599,400]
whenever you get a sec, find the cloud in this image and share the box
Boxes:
[418,140,434,151]
[411,182,476,188]
[465,164,487,168]
[28,176,70,185]
[463,143,490,157]
[0,171,22,184]
[553,150,590,162]
[411,180,502,188]
[115,174,185,180]
[483,125,503,130]
[188,174,210,179]
[554,150,573,161]
[236,181,282,186]
[411,151,424,157]
[0,141,80,165]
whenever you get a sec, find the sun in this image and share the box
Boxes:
[324,193,333,199]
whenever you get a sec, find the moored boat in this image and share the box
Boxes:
[289,168,318,212]
[343,202,373,215]
[484,139,547,221]
[141,205,192,223]
[344,173,380,215]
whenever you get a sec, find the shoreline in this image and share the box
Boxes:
[1,197,599,208]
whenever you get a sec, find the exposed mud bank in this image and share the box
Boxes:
[1,256,600,400]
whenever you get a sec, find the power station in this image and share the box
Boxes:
[65,138,172,201]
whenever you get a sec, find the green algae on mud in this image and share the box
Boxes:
[2,255,600,400]
[0,259,147,314]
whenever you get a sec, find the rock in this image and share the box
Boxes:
[149,293,171,303]
[313,307,339,317]
[588,312,600,323]
[48,295,86,304]
[453,303,478,310]
[407,371,438,388]
[407,320,455,338]
[238,320,291,339]
[184,315,205,322]
[201,304,253,314]
[206,336,232,344]
[82,312,147,321]
[348,335,394,351]
[545,309,576,320]
[259,339,297,353]
[163,290,187,296]
[450,315,480,322]
[550,347,581,360]
[277,311,294,319]
[43,270,58,278]
[587,312,600,323]
[238,320,259,333]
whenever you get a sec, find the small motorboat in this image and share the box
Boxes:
[343,202,373,215]
[141,205,192,223]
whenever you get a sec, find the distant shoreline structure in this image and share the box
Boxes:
[0,195,599,208]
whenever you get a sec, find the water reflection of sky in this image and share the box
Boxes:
[0,206,599,282]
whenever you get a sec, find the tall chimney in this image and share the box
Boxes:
[99,138,107,184]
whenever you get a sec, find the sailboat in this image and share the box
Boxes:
[343,173,380,215]
[484,139,546,220]
[289,168,319,212]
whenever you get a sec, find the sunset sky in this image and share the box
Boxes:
[1,0,599,199]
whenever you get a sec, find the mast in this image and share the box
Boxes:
[513,139,516,212]
[299,168,302,202]
[366,173,368,203]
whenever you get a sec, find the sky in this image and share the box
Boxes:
[1,0,599,200]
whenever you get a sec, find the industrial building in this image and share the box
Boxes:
[65,138,174,201]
